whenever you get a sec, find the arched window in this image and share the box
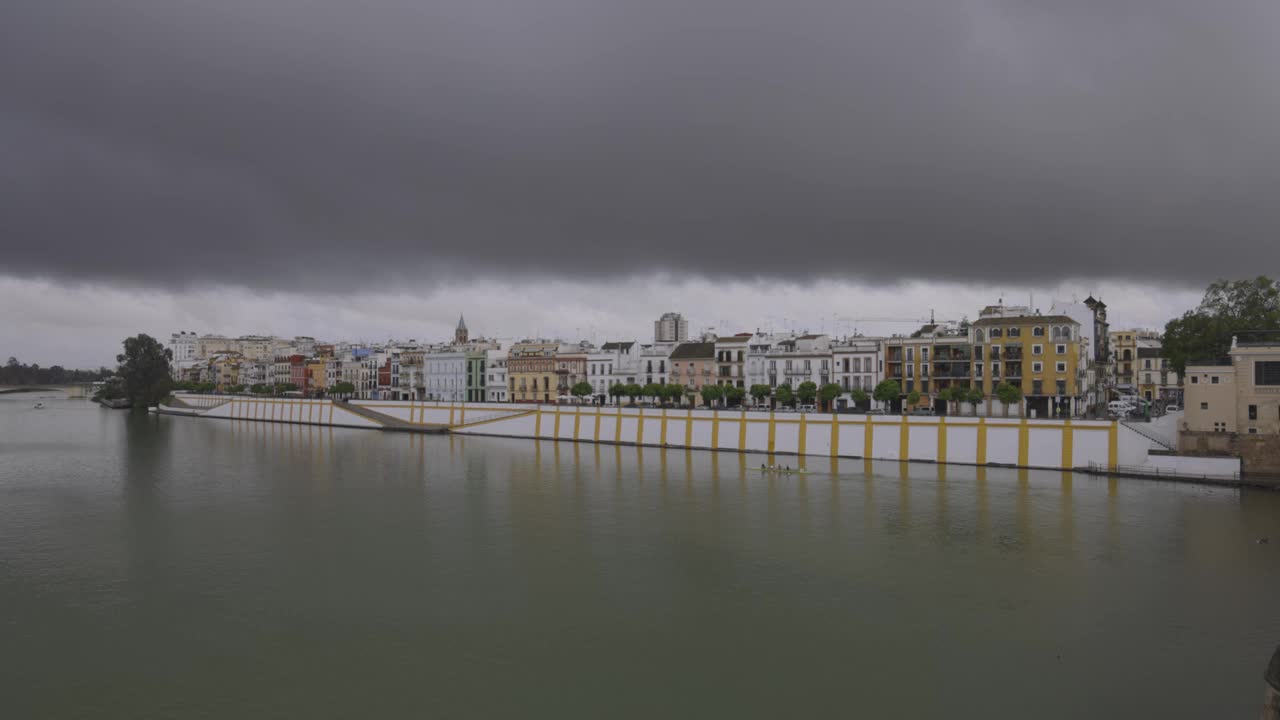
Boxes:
[975,329,985,343]
[1060,326,1071,340]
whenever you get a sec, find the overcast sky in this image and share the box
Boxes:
[3,0,1275,366]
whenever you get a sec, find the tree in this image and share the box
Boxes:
[724,386,746,407]
[115,334,173,409]
[796,380,818,406]
[850,387,870,410]
[225,384,246,394]
[570,381,592,401]
[995,381,1022,417]
[641,383,663,404]
[278,382,299,393]
[906,389,922,408]
[330,381,356,398]
[608,383,627,405]
[818,383,843,411]
[1163,276,1280,375]
[774,383,795,408]
[939,385,971,416]
[873,379,901,411]
[749,384,772,408]
[663,383,686,406]
[965,387,985,416]
[700,384,724,407]
[624,383,642,405]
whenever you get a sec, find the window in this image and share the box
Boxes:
[975,329,984,342]
[975,362,984,378]
[975,346,984,361]
[1211,376,1220,384]
[906,380,914,393]
[907,364,914,378]
[1032,361,1043,373]
[1200,402,1208,410]
[921,348,929,362]
[1056,344,1066,355]
[1249,405,1257,420]
[906,348,914,361]
[1056,362,1067,373]
[921,380,930,392]
[1191,376,1199,384]
[1033,326,1045,337]
[1032,380,1043,395]
[1032,345,1043,356]
[991,328,1002,338]
[1256,361,1280,386]
[1056,380,1066,396]
[1009,327,1021,338]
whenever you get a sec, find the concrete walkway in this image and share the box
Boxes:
[339,401,449,432]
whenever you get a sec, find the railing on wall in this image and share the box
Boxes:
[1087,461,1239,483]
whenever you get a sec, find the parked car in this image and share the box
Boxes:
[1165,404,1181,413]
[797,404,816,412]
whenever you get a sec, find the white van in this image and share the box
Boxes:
[1108,400,1134,416]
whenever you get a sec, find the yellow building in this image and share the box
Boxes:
[507,341,560,403]
[209,352,243,389]
[883,325,971,411]
[307,361,329,394]
[971,310,1083,417]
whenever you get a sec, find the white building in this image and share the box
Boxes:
[639,342,676,387]
[599,340,641,396]
[832,337,884,408]
[168,332,198,363]
[485,349,509,403]
[745,334,788,393]
[654,312,689,343]
[425,349,467,402]
[765,334,833,392]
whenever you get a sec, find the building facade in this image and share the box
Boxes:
[714,334,751,390]
[971,310,1083,417]
[508,341,559,403]
[669,341,716,403]
[654,312,689,343]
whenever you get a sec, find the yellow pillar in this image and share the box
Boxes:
[459,404,465,426]
[615,409,623,443]
[937,416,947,464]
[636,408,644,445]
[593,408,601,442]
[830,413,840,458]
[1061,419,1073,470]
[535,408,543,437]
[660,408,669,446]
[1018,417,1029,467]
[797,413,807,456]
[449,402,456,426]
[711,410,720,450]
[684,408,693,447]
[553,407,561,438]
[573,411,581,441]
[864,415,874,459]
[767,411,777,454]
[899,415,910,460]
[1108,421,1118,470]
[739,409,748,450]
[976,418,987,465]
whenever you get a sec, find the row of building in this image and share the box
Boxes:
[169,299,1187,417]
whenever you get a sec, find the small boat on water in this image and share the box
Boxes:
[33,402,45,409]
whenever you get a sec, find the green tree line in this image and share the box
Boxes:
[2,357,114,386]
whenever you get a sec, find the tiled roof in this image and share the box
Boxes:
[669,342,715,359]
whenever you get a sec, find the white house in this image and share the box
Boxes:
[425,349,467,402]
[832,337,884,408]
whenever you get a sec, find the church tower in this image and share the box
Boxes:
[455,314,468,345]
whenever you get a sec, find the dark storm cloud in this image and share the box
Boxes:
[3,0,1278,289]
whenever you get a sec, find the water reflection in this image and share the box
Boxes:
[8,403,1277,719]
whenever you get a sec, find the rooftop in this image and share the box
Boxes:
[669,342,716,359]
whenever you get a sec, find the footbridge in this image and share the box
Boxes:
[0,383,98,399]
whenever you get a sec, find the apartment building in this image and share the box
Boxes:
[971,307,1083,417]
[714,333,752,390]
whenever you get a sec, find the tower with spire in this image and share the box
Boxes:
[455,314,468,345]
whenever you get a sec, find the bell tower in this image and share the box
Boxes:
[455,314,468,345]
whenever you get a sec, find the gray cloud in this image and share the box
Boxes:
[3,0,1278,289]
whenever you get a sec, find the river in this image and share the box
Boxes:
[2,395,1278,718]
